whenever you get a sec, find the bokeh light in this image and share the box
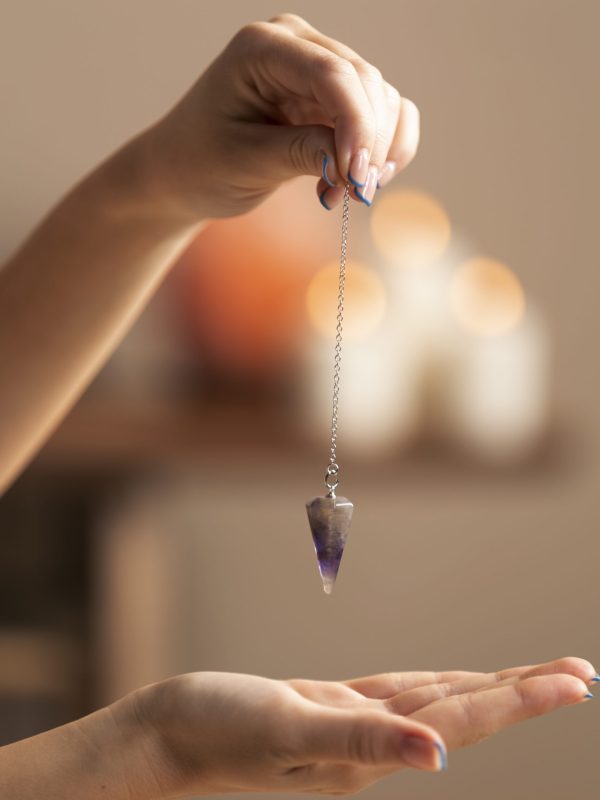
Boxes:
[173,178,341,376]
[370,189,452,266]
[450,257,526,336]
[306,261,386,341]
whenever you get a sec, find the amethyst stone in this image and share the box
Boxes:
[306,494,354,594]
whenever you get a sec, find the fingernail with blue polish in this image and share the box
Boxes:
[402,736,444,772]
[434,741,448,771]
[348,148,369,187]
[321,153,337,188]
[319,189,333,211]
[584,692,594,699]
[591,674,600,682]
[354,165,378,207]
[354,186,371,207]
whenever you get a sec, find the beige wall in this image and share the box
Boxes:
[1,2,599,799]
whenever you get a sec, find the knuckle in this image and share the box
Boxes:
[385,84,402,110]
[269,12,307,29]
[514,679,538,715]
[347,719,378,765]
[233,21,272,46]
[312,56,377,144]
[318,53,357,82]
[354,60,383,84]
[288,130,316,174]
[374,672,405,697]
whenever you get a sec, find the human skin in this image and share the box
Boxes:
[0,13,419,493]
[0,13,595,799]
[0,661,596,799]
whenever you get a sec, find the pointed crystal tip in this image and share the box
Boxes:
[306,494,354,594]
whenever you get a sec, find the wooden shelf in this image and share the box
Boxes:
[33,395,572,486]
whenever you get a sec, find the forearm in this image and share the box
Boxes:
[0,128,203,493]
[0,697,169,800]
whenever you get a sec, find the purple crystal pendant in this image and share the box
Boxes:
[306,492,354,594]
[306,462,354,594]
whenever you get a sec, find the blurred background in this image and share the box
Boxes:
[0,1,598,798]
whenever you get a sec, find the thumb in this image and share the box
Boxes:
[299,706,447,772]
[244,123,340,183]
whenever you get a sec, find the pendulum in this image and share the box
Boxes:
[306,185,354,594]
[306,184,354,594]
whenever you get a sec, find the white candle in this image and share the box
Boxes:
[443,307,551,462]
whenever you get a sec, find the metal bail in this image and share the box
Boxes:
[324,462,340,496]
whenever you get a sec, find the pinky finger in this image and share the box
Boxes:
[316,179,345,210]
[378,96,421,189]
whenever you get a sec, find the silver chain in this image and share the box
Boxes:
[324,184,350,495]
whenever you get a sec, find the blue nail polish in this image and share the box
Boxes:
[434,741,448,771]
[319,189,332,211]
[584,692,594,699]
[591,674,600,682]
[348,171,366,188]
[353,186,372,207]
[321,154,336,188]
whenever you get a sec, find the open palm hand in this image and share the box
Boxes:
[130,656,596,797]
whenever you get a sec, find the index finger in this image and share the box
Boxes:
[233,23,376,179]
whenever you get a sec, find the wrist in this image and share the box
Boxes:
[0,696,168,800]
[80,696,169,800]
[130,119,214,225]
[89,124,206,231]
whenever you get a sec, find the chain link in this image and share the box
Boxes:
[324,184,350,494]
